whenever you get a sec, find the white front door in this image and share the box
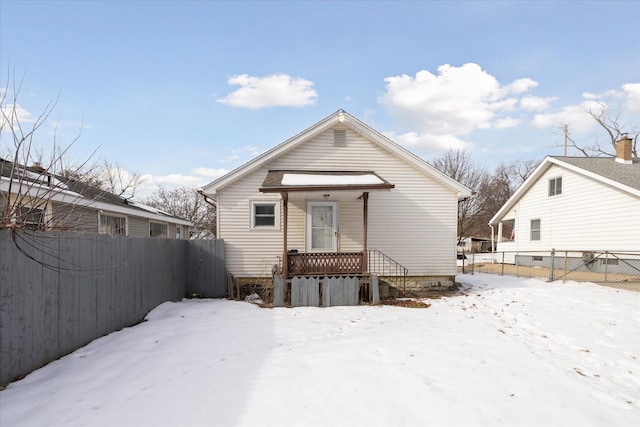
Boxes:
[307,201,337,252]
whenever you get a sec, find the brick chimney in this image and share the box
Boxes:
[615,134,633,164]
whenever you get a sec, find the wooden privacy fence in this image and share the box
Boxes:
[0,230,225,386]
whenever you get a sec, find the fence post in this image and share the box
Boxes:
[471,252,475,275]
[549,248,555,282]
[501,252,505,276]
[604,251,608,282]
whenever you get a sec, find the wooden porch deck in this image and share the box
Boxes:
[286,251,365,276]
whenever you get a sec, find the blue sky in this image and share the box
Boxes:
[1,1,638,196]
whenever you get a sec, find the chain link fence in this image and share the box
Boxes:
[457,250,640,292]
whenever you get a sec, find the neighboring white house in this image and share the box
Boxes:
[1,158,192,239]
[489,135,639,268]
[201,110,472,293]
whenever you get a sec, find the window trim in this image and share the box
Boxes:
[98,212,128,236]
[250,200,280,229]
[530,219,541,241]
[548,176,562,197]
[149,221,169,238]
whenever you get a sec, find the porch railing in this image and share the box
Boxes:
[367,249,408,294]
[287,251,364,276]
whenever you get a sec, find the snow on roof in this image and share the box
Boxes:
[126,200,174,217]
[281,173,384,186]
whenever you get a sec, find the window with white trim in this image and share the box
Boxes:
[530,219,541,241]
[251,201,279,229]
[548,177,562,196]
[150,222,168,238]
[99,213,127,236]
[20,206,45,230]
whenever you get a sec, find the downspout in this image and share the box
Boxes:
[197,189,217,238]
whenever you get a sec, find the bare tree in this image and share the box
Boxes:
[142,186,216,239]
[560,101,638,157]
[430,150,490,244]
[1,74,97,233]
[476,159,539,233]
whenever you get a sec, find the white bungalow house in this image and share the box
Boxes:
[201,110,472,300]
[489,135,639,271]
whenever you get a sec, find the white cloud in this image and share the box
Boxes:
[532,84,639,134]
[135,167,229,199]
[217,74,318,109]
[192,167,229,178]
[494,117,521,129]
[531,101,599,133]
[623,82,640,112]
[379,63,539,150]
[219,145,261,164]
[0,102,35,128]
[383,131,470,151]
[520,95,556,112]
[505,78,538,94]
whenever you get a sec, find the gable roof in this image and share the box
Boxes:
[489,155,640,225]
[0,158,192,226]
[201,109,472,199]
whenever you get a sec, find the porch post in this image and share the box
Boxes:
[282,192,289,279]
[362,192,369,273]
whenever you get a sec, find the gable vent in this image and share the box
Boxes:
[333,129,346,147]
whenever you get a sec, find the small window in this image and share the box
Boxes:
[549,177,562,196]
[20,206,45,230]
[532,255,543,262]
[99,213,127,236]
[530,219,541,241]
[601,258,619,266]
[333,129,346,147]
[150,222,168,238]
[176,226,182,239]
[251,201,279,228]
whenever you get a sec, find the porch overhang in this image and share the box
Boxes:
[260,170,394,279]
[258,170,395,193]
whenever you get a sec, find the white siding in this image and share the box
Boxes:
[498,164,640,252]
[216,126,459,277]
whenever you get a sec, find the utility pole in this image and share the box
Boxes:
[563,124,568,156]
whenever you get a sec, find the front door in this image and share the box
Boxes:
[307,201,337,252]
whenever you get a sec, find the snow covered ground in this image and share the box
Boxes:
[1,273,639,427]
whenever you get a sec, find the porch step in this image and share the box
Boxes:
[378,281,400,299]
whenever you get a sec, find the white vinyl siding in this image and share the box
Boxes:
[498,164,640,253]
[215,126,459,277]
